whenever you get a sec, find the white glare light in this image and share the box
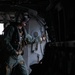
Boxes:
[0,23,4,35]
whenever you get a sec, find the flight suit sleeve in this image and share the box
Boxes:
[4,25,16,55]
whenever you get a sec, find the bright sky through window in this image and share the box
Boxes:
[0,23,4,35]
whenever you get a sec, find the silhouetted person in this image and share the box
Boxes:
[3,13,33,75]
